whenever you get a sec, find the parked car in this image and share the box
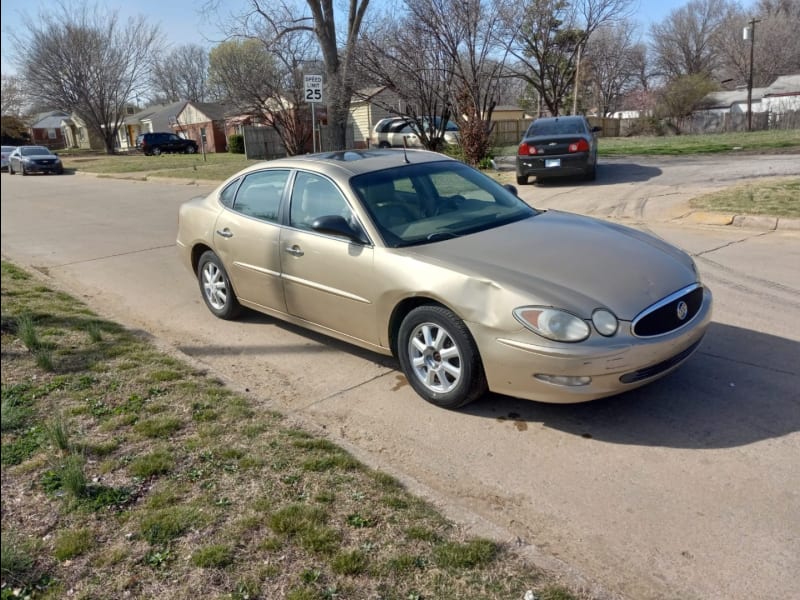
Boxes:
[373,117,459,148]
[177,148,712,409]
[7,146,64,175]
[516,115,601,184]
[136,132,198,156]
[2,145,17,171]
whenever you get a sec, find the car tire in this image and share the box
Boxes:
[585,163,597,181]
[197,251,242,320]
[152,147,162,156]
[516,174,528,185]
[378,142,391,149]
[397,305,487,409]
[8,165,14,175]
[20,165,27,176]
[185,145,196,154]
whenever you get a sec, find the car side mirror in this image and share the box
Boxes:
[503,183,518,196]
[311,215,368,244]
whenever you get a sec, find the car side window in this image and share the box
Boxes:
[289,172,352,230]
[232,170,289,223]
[219,179,240,208]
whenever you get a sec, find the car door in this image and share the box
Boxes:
[212,169,290,314]
[279,171,379,345]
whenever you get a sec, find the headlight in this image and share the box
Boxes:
[513,307,590,342]
[592,309,618,336]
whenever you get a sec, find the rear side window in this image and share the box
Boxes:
[232,170,289,223]
[219,179,240,208]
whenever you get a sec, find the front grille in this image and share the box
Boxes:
[632,285,704,337]
[619,339,702,384]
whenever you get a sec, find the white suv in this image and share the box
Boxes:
[372,117,459,148]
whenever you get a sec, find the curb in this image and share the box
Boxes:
[681,211,800,231]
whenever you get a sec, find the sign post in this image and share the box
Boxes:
[304,75,324,152]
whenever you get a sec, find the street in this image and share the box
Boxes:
[2,154,799,600]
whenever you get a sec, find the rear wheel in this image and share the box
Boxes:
[8,164,14,175]
[185,145,196,154]
[585,163,597,181]
[378,141,391,148]
[20,164,27,176]
[516,174,528,185]
[397,305,487,409]
[152,147,162,156]
[197,251,242,320]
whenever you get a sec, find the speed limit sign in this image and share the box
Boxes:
[304,75,324,104]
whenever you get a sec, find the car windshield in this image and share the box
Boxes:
[528,120,584,136]
[2,146,16,152]
[352,161,537,248]
[21,147,53,156]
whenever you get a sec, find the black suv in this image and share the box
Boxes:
[136,132,198,156]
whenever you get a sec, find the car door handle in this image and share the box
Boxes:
[285,245,304,257]
[215,228,233,238]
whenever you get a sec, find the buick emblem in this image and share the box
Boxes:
[676,301,689,321]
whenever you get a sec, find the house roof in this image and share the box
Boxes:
[352,87,389,103]
[764,74,800,96]
[30,111,70,129]
[133,101,189,131]
[701,87,767,109]
[185,102,230,121]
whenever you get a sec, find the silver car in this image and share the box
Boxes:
[8,146,64,175]
[177,149,712,409]
[1,145,17,171]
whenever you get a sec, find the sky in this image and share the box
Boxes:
[0,0,716,76]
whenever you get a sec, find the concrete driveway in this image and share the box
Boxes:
[1,153,799,600]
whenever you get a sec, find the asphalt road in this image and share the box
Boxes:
[2,154,799,600]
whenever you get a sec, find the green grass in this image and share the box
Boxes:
[597,129,800,156]
[61,152,254,181]
[494,129,800,157]
[0,259,576,599]
[690,177,800,217]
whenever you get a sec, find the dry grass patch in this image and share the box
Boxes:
[1,260,584,600]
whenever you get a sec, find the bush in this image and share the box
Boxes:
[228,134,244,154]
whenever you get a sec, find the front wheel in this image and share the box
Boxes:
[20,165,27,176]
[8,164,14,175]
[152,147,162,156]
[197,251,242,320]
[185,145,196,154]
[397,305,487,409]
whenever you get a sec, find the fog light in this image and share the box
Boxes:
[534,374,592,387]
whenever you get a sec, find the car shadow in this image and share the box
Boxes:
[463,322,799,449]
[532,161,662,187]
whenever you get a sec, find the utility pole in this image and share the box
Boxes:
[744,18,761,131]
[573,43,583,116]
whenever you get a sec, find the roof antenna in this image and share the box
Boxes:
[402,136,410,163]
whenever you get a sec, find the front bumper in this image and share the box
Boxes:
[472,287,713,403]
[22,161,63,174]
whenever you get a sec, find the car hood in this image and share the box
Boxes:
[21,153,59,160]
[399,210,698,320]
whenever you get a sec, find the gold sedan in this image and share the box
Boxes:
[177,149,712,409]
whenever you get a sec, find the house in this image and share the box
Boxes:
[117,101,188,151]
[29,111,71,149]
[761,74,800,113]
[349,87,408,148]
[697,87,768,115]
[173,102,231,153]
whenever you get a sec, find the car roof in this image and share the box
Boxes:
[534,116,586,122]
[234,148,455,179]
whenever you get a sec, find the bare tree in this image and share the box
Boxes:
[208,36,314,156]
[716,0,800,87]
[208,0,370,151]
[400,0,509,165]
[584,22,641,116]
[1,74,28,117]
[150,44,210,103]
[355,11,458,150]
[10,2,160,154]
[649,0,733,81]
[505,0,633,116]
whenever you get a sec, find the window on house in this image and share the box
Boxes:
[48,128,57,139]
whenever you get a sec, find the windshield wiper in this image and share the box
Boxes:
[427,231,460,241]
